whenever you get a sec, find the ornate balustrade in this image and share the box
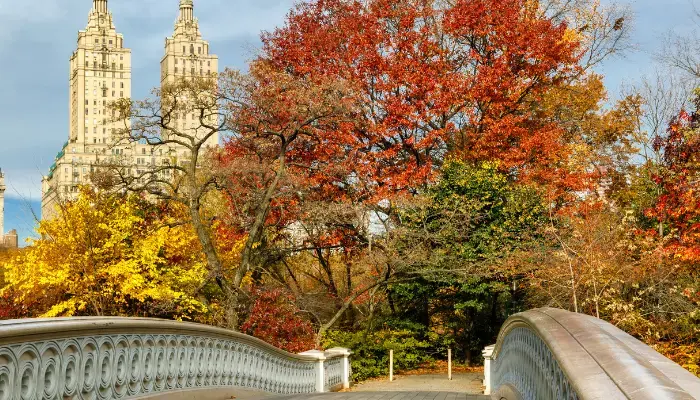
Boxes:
[0,317,350,399]
[483,308,700,400]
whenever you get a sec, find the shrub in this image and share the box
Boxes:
[241,287,316,353]
[323,329,433,382]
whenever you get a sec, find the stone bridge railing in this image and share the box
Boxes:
[0,317,351,399]
[483,308,700,400]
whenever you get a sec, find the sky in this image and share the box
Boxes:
[0,0,698,245]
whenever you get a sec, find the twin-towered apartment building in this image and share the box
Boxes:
[41,0,219,218]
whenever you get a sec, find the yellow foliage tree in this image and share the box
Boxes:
[2,188,215,319]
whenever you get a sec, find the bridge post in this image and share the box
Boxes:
[482,345,495,395]
[327,347,353,389]
[299,349,327,392]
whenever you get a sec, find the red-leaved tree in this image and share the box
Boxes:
[240,287,316,353]
[648,96,700,263]
[261,0,587,194]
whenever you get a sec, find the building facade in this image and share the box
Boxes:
[0,169,19,249]
[41,0,218,218]
[0,169,4,242]
[161,0,219,149]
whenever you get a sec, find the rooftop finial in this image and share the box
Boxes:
[93,0,108,14]
[178,0,194,22]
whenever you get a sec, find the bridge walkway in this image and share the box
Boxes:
[277,392,490,400]
[253,372,489,400]
[349,372,484,393]
[278,372,489,400]
[156,373,489,400]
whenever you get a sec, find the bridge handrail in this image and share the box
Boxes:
[484,307,700,400]
[0,317,351,399]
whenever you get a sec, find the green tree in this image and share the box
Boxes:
[388,160,549,363]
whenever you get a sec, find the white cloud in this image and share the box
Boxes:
[2,168,43,202]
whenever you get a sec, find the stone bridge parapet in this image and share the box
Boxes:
[484,307,700,400]
[0,317,350,399]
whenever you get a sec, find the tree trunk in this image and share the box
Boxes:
[189,196,237,327]
[190,198,223,281]
[236,157,286,290]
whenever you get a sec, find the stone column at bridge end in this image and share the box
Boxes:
[299,349,327,392]
[482,345,495,395]
[327,347,353,389]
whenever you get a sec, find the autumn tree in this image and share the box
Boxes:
[0,248,34,320]
[536,0,631,70]
[98,75,254,327]
[647,92,700,263]
[218,0,637,349]
[260,0,630,196]
[658,6,700,82]
[533,73,645,207]
[2,188,215,319]
[217,61,355,322]
[240,287,316,353]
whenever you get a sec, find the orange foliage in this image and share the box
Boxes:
[261,0,585,196]
[648,104,700,263]
[240,287,316,353]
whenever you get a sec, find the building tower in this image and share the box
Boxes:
[41,0,221,220]
[42,0,132,218]
[0,170,15,249]
[0,169,5,238]
[160,0,219,148]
